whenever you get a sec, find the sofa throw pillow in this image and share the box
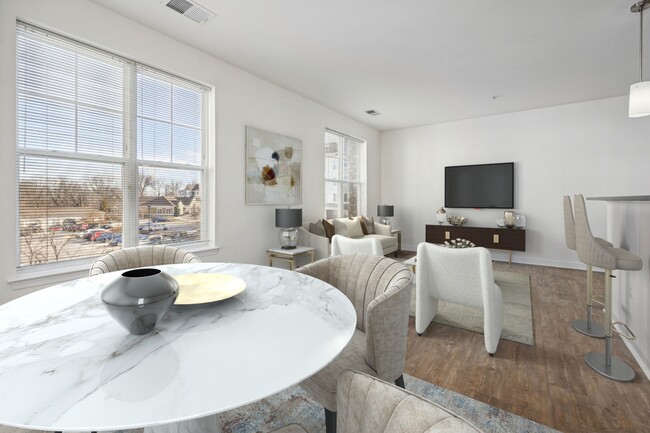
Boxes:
[309,220,326,237]
[348,217,365,238]
[359,216,369,235]
[322,219,335,241]
[334,217,364,238]
[363,216,375,234]
[333,219,349,237]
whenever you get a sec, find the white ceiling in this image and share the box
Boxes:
[90,0,643,131]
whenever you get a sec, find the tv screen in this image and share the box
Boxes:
[445,162,514,209]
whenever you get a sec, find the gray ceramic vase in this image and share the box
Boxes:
[101,268,179,335]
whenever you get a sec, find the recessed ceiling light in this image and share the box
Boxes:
[365,109,381,116]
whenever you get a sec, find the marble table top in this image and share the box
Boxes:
[0,262,356,432]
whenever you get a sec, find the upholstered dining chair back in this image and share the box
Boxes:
[563,195,577,251]
[298,254,412,334]
[336,371,482,433]
[331,234,383,256]
[296,254,413,432]
[89,245,201,276]
[415,242,502,355]
[272,371,482,433]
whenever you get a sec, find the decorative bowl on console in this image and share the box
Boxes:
[447,216,468,227]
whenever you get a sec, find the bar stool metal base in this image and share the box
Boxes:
[585,352,635,382]
[571,319,605,338]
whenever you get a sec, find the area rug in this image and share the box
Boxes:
[219,374,560,433]
[2,375,559,433]
[409,271,534,346]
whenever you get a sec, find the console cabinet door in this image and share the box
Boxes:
[425,225,525,252]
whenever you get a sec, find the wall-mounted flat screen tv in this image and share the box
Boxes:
[445,162,514,209]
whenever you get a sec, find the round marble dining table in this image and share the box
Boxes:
[0,262,356,432]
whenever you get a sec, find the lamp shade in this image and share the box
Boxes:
[275,208,302,228]
[629,81,650,117]
[377,205,394,217]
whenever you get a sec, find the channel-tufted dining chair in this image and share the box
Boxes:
[296,254,413,433]
[415,242,502,356]
[331,234,383,256]
[89,245,201,276]
[573,194,642,381]
[272,371,482,433]
[563,195,612,338]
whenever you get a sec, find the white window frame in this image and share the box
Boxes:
[324,128,366,219]
[14,22,212,275]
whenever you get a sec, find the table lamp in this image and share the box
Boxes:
[275,208,302,249]
[377,205,394,226]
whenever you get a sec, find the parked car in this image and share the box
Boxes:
[62,218,77,230]
[90,230,109,242]
[148,234,164,244]
[96,232,115,243]
[139,223,168,233]
[151,217,170,222]
[109,234,122,246]
[77,228,106,240]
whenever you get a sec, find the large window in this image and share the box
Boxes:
[16,22,209,267]
[324,129,366,219]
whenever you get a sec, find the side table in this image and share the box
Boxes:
[391,229,402,253]
[267,246,315,270]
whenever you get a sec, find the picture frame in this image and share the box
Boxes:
[245,126,302,205]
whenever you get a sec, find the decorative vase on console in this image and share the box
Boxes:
[101,268,179,335]
[514,214,526,229]
[503,211,515,228]
[435,207,447,225]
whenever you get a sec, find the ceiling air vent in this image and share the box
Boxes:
[365,109,381,116]
[161,0,216,24]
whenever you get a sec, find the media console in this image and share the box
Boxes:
[425,224,526,262]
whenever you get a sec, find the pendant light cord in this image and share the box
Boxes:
[641,6,644,81]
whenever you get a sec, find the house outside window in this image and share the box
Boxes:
[324,129,366,219]
[16,22,209,267]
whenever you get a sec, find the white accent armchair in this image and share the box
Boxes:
[415,242,503,355]
[331,234,383,256]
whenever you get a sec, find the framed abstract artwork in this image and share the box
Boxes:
[245,126,302,205]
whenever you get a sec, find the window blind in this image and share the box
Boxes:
[16,22,208,267]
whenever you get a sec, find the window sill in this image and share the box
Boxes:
[8,245,221,292]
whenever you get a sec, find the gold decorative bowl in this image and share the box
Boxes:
[173,273,246,305]
[447,216,469,227]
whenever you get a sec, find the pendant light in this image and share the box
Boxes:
[629,0,650,117]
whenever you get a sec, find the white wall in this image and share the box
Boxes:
[381,96,650,267]
[0,0,380,303]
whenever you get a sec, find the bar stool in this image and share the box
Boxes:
[563,195,611,338]
[574,194,641,381]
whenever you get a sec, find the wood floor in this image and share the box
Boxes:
[403,256,650,433]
